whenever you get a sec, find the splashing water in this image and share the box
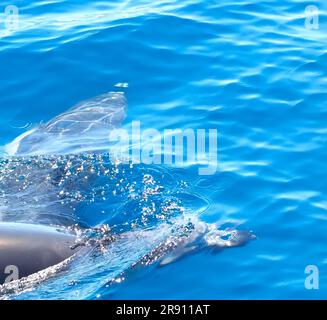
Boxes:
[0,149,255,299]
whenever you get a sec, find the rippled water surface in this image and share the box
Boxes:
[0,0,326,299]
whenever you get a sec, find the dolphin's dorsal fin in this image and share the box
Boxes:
[5,91,127,156]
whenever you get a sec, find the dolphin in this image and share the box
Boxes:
[0,91,127,284]
[0,91,255,291]
[0,223,79,284]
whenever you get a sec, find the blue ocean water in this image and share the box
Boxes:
[0,0,326,299]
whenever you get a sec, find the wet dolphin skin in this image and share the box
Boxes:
[0,223,78,284]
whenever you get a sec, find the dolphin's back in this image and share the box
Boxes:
[0,223,79,284]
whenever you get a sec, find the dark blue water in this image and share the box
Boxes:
[0,0,326,299]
